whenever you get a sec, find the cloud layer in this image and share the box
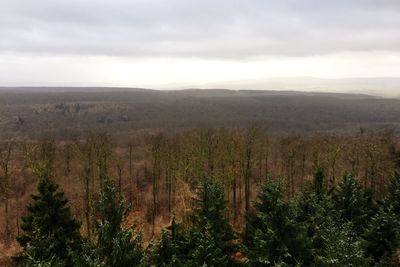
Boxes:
[1,0,400,87]
[2,0,400,59]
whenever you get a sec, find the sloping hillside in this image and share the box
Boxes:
[1,88,399,139]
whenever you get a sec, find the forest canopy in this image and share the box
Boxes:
[0,127,400,266]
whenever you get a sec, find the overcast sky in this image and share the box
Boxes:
[1,0,400,88]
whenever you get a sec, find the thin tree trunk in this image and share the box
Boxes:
[301,152,306,192]
[84,164,92,241]
[129,144,133,205]
[233,173,237,222]
[265,149,269,181]
[118,165,122,194]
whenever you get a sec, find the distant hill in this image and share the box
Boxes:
[0,88,399,140]
[1,77,399,98]
[184,77,400,98]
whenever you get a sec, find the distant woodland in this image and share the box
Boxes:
[0,89,400,266]
[1,89,400,139]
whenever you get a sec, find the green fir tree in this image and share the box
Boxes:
[190,178,237,266]
[245,180,312,267]
[334,173,375,233]
[363,207,399,265]
[94,178,145,267]
[15,177,82,266]
[296,190,370,266]
[387,171,400,217]
[186,223,228,267]
[152,216,186,267]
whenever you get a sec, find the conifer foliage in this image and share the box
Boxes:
[334,173,375,233]
[93,178,145,267]
[363,207,399,265]
[15,177,82,266]
[388,171,400,216]
[296,170,370,266]
[12,160,400,267]
[186,223,228,267]
[191,179,237,262]
[152,217,185,267]
[245,181,312,266]
[153,178,237,267]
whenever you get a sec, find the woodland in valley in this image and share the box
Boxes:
[1,127,400,266]
[1,89,400,140]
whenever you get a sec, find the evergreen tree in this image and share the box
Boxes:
[296,190,333,259]
[296,168,331,255]
[334,173,375,233]
[296,190,370,266]
[315,220,370,266]
[15,177,82,266]
[390,145,400,174]
[94,178,145,267]
[152,217,186,267]
[186,223,228,267]
[23,257,67,267]
[245,181,312,267]
[152,230,183,267]
[70,242,106,267]
[190,178,237,266]
[363,207,399,265]
[153,179,236,267]
[313,167,325,196]
[387,171,400,216]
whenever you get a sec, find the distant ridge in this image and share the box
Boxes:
[182,77,400,98]
[1,87,400,139]
[1,77,400,98]
[0,86,377,100]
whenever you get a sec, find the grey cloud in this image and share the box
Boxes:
[1,0,400,58]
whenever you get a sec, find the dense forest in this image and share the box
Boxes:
[1,127,400,266]
[3,0,400,265]
[1,89,400,140]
